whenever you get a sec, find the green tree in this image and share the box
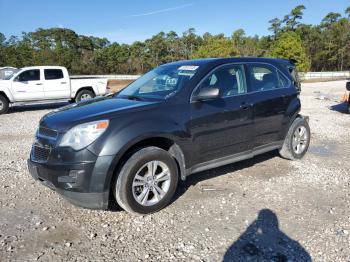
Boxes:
[271,31,310,71]
[192,36,238,59]
[283,5,306,31]
[268,18,282,39]
[346,7,350,19]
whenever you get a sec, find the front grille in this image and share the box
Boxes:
[32,145,51,162]
[38,127,58,139]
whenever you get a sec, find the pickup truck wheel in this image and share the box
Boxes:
[0,95,9,115]
[75,90,95,102]
[279,117,310,160]
[114,147,179,214]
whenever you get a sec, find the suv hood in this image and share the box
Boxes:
[40,96,158,132]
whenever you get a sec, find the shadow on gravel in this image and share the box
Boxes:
[223,209,311,262]
[330,102,349,114]
[8,102,69,113]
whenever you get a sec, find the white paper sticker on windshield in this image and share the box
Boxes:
[178,65,199,71]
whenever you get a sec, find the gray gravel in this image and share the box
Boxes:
[0,81,349,261]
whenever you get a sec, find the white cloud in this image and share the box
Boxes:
[127,3,194,17]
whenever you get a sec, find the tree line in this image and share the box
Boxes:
[0,5,349,73]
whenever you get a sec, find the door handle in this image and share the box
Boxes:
[36,83,43,85]
[240,102,252,110]
[61,82,67,84]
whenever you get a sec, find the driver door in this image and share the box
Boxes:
[189,64,255,165]
[12,69,44,101]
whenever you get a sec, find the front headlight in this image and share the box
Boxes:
[59,120,109,150]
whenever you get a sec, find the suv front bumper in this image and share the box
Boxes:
[27,155,114,209]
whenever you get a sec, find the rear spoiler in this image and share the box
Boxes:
[289,58,298,65]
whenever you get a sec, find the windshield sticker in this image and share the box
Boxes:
[178,72,195,77]
[178,65,199,71]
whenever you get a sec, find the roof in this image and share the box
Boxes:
[163,57,292,68]
[0,67,17,70]
[20,66,66,70]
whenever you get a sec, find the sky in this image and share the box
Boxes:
[0,0,349,44]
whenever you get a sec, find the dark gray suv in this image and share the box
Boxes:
[28,58,310,214]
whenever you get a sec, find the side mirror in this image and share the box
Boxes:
[346,81,350,91]
[193,87,220,101]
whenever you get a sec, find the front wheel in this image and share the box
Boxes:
[279,117,311,160]
[114,147,179,214]
[0,95,9,115]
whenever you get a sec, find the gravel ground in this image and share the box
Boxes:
[0,81,349,261]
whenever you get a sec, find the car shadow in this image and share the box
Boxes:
[330,102,349,114]
[223,209,311,261]
[8,102,69,113]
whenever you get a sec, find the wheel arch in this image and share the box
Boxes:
[104,135,186,206]
[0,91,11,102]
[74,86,96,98]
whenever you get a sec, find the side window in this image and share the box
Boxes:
[17,70,40,82]
[44,69,64,80]
[196,65,247,98]
[247,64,279,92]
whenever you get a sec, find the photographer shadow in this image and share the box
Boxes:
[223,209,311,262]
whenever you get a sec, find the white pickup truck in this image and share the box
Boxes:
[0,66,108,114]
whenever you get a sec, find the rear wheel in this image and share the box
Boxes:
[114,147,179,214]
[0,95,9,115]
[75,89,95,102]
[279,117,310,160]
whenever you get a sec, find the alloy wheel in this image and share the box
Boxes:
[80,93,92,100]
[292,126,308,154]
[132,160,171,206]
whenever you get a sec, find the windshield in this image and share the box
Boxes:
[3,69,20,80]
[117,64,199,100]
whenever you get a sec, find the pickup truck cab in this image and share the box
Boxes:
[0,66,108,114]
[28,58,311,214]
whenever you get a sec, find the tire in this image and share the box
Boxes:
[279,117,311,160]
[75,89,95,102]
[114,147,179,214]
[0,95,9,115]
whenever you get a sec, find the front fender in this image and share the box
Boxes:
[88,117,188,193]
[92,117,188,157]
[0,85,14,102]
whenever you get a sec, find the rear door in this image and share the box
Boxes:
[246,63,293,147]
[11,69,44,101]
[189,64,255,165]
[43,68,70,99]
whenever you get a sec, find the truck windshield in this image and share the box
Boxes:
[3,69,20,80]
[117,64,199,100]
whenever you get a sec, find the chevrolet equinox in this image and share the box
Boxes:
[28,58,311,214]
